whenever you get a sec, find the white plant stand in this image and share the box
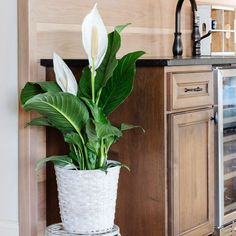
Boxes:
[45,223,121,236]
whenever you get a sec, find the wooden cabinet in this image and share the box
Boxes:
[44,64,215,236]
[167,66,214,236]
[169,109,214,236]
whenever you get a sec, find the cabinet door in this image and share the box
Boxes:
[169,109,214,236]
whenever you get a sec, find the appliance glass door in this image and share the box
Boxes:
[218,68,236,225]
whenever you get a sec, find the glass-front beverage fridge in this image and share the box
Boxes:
[215,68,236,231]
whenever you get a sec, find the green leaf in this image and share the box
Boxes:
[87,149,97,169]
[37,81,61,93]
[95,30,121,93]
[99,51,145,115]
[23,92,89,134]
[85,119,98,142]
[35,155,73,171]
[21,83,44,105]
[121,123,145,133]
[68,150,81,166]
[78,66,91,99]
[64,132,83,147]
[21,81,61,105]
[81,97,108,124]
[65,132,85,168]
[101,162,130,172]
[107,162,130,171]
[27,117,53,127]
[115,23,131,33]
[103,136,115,152]
[85,119,100,157]
[78,30,122,100]
[86,141,100,155]
[96,122,122,139]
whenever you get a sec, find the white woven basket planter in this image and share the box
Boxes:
[55,163,121,234]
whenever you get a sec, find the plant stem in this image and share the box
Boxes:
[91,59,95,103]
[96,89,102,105]
[72,144,84,170]
[99,138,106,168]
[84,146,91,170]
[74,129,90,170]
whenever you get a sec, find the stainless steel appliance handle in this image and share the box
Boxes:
[215,68,224,227]
[211,111,218,124]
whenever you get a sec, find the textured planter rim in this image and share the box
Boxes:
[56,160,121,172]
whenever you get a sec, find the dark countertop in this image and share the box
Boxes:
[40,56,236,68]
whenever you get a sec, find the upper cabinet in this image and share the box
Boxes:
[211,6,236,55]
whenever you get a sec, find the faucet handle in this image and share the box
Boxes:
[193,30,212,44]
[193,30,212,57]
[199,30,212,42]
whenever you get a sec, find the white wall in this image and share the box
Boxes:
[0,0,19,235]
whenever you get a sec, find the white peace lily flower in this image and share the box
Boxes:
[82,3,108,70]
[53,53,78,96]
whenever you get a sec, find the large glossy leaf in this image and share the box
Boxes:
[85,119,100,156]
[21,81,61,105]
[21,83,44,105]
[35,155,73,171]
[78,66,91,99]
[103,136,115,153]
[87,149,97,170]
[23,92,89,134]
[64,132,83,148]
[79,29,122,100]
[99,51,145,115]
[86,141,99,155]
[27,117,53,127]
[64,132,85,169]
[95,122,122,139]
[95,30,121,92]
[115,23,131,33]
[120,123,145,133]
[106,162,130,171]
[37,81,61,93]
[85,119,98,142]
[81,97,108,124]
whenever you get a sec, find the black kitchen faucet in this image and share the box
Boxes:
[172,0,211,57]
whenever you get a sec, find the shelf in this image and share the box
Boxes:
[225,153,236,162]
[224,170,236,180]
[224,106,236,111]
[224,202,236,213]
[224,116,236,124]
[223,134,236,142]
[212,29,235,33]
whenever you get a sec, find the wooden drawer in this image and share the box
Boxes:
[168,71,213,110]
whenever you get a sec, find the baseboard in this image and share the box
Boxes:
[0,220,19,236]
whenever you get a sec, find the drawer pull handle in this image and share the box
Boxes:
[185,87,203,93]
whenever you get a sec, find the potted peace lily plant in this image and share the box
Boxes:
[20,4,144,235]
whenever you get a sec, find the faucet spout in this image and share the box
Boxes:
[175,0,197,33]
[172,0,200,57]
